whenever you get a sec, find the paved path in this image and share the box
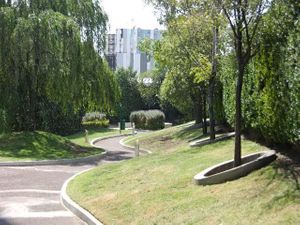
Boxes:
[0,136,133,225]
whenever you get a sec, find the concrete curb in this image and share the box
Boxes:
[190,132,235,147]
[119,137,153,155]
[0,134,131,167]
[194,150,277,185]
[60,133,134,225]
[61,168,104,225]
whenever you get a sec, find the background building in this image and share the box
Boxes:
[105,34,117,70]
[105,28,162,73]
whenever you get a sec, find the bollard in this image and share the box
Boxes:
[85,129,89,144]
[135,139,139,157]
[132,122,135,135]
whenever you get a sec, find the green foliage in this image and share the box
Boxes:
[0,1,118,133]
[82,112,109,129]
[82,112,107,122]
[130,110,165,130]
[82,120,109,130]
[137,70,162,110]
[220,0,300,145]
[115,68,145,120]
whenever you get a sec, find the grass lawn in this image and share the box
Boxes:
[67,128,129,147]
[68,123,300,225]
[0,129,118,161]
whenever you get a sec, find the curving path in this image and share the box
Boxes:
[0,135,134,225]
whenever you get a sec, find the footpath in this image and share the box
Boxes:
[0,136,134,225]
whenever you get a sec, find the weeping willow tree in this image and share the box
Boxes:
[0,0,119,133]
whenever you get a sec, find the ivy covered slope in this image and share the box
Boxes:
[0,131,104,162]
[68,123,300,225]
[0,0,119,134]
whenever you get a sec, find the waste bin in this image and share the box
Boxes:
[120,119,125,130]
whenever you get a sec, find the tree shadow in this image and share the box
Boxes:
[263,154,300,208]
[0,218,14,225]
[269,153,300,190]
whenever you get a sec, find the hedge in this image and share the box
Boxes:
[81,112,109,129]
[130,110,165,130]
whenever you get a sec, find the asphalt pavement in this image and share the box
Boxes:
[0,136,134,225]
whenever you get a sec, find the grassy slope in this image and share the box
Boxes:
[0,130,106,161]
[68,123,300,225]
[67,128,129,147]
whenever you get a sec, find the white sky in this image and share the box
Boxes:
[101,0,163,33]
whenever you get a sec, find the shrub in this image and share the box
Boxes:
[82,120,109,129]
[130,111,147,129]
[82,112,109,129]
[130,110,165,130]
[82,112,107,122]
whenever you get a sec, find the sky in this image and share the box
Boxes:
[101,0,163,33]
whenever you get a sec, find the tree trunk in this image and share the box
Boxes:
[208,25,219,140]
[202,93,207,135]
[234,34,245,167]
[195,101,202,125]
[234,68,244,167]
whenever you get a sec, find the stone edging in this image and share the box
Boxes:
[61,168,104,225]
[0,133,131,167]
[119,137,153,155]
[190,132,235,147]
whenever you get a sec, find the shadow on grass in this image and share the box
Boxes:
[262,155,300,208]
[270,155,300,190]
[173,124,203,141]
[0,218,14,225]
[0,131,103,161]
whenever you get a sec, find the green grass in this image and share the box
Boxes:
[68,123,300,224]
[0,131,106,161]
[67,128,129,147]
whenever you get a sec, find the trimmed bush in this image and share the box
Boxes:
[82,112,107,122]
[130,110,165,130]
[82,112,109,129]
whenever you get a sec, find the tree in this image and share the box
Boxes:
[147,0,226,139]
[157,16,212,129]
[218,0,270,166]
[115,68,145,120]
[0,1,118,133]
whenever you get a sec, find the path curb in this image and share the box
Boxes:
[61,168,104,225]
[60,133,134,225]
[119,137,153,155]
[0,134,131,167]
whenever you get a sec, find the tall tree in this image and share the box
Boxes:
[0,1,118,132]
[219,0,269,166]
[147,0,225,139]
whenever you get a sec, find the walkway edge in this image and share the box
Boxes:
[61,168,104,225]
[61,133,134,225]
[119,137,153,154]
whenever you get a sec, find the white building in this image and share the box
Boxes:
[105,28,162,74]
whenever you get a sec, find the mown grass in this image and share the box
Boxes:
[68,123,300,225]
[67,128,129,147]
[0,131,106,161]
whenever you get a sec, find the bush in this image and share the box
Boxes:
[82,112,107,122]
[82,112,109,129]
[82,120,109,129]
[130,110,165,130]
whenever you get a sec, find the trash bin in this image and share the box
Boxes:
[120,119,125,130]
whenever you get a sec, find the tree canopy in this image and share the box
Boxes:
[0,0,119,133]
